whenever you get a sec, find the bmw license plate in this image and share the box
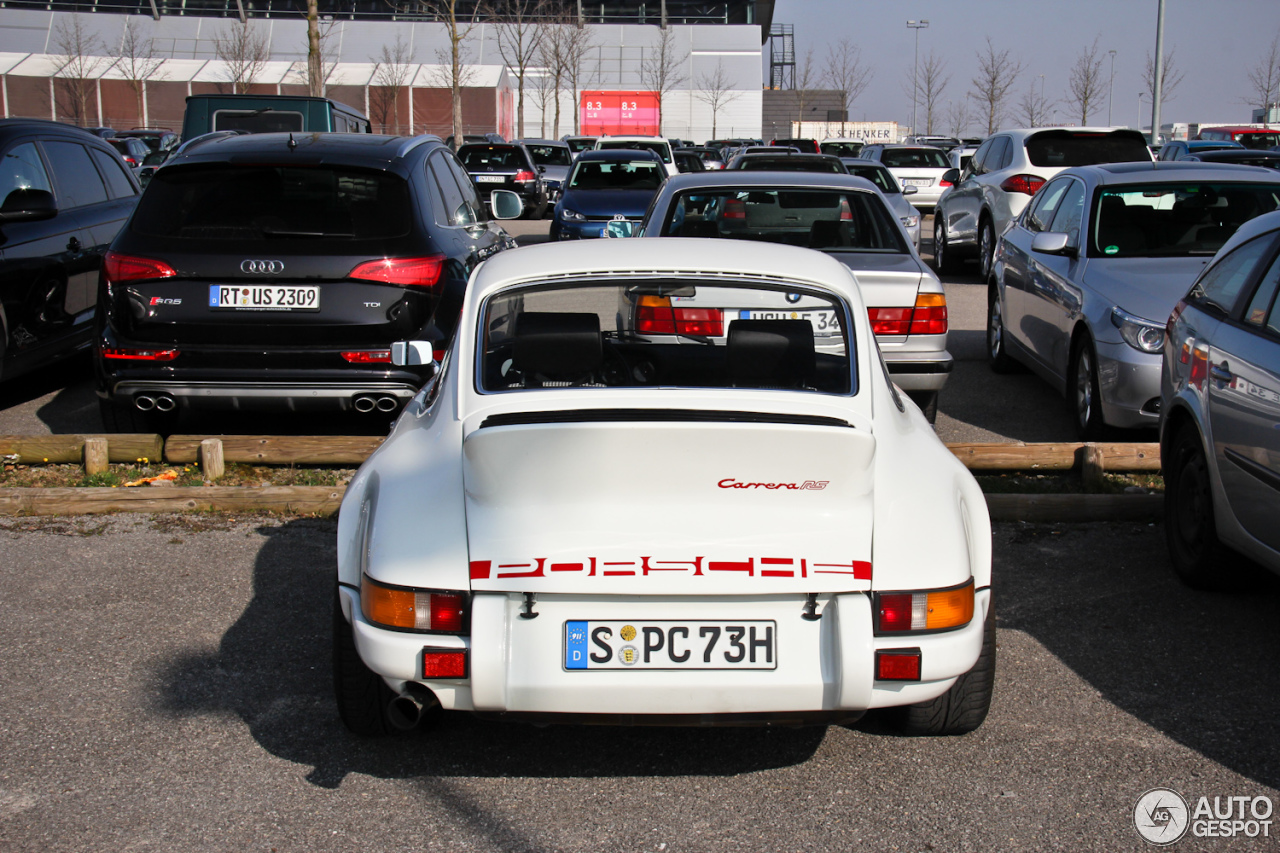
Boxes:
[564,620,777,670]
[743,309,842,336]
[209,285,320,311]
[476,175,506,183]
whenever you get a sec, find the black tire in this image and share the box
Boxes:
[332,588,398,736]
[1164,425,1234,589]
[1069,334,1107,441]
[887,604,996,736]
[978,217,996,282]
[933,217,961,276]
[98,397,177,435]
[907,390,939,424]
[986,283,1018,374]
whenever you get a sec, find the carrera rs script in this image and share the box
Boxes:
[718,479,829,491]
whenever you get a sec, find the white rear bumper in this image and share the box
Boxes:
[342,588,990,718]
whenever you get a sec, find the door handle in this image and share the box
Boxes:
[1209,361,1233,382]
[67,236,81,252]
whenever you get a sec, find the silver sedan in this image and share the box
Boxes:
[990,162,1280,439]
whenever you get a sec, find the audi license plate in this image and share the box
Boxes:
[744,309,842,336]
[209,285,320,311]
[475,175,506,183]
[564,620,777,670]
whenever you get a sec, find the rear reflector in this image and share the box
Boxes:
[422,649,468,679]
[361,575,467,633]
[999,174,1047,196]
[349,256,445,290]
[100,346,179,361]
[341,350,392,363]
[104,251,177,283]
[877,581,974,633]
[876,649,922,681]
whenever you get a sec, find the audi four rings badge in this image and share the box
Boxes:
[241,260,284,274]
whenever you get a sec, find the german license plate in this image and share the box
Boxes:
[209,285,319,311]
[476,175,506,183]
[743,309,842,336]
[904,178,932,187]
[564,620,777,670]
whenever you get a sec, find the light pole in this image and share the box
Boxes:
[1107,50,1116,125]
[907,19,929,135]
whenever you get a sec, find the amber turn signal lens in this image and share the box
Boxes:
[925,584,974,631]
[362,575,417,630]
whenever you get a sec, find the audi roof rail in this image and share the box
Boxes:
[395,133,445,159]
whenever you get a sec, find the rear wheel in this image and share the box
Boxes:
[986,283,1017,374]
[1164,425,1234,589]
[332,589,398,736]
[887,604,996,736]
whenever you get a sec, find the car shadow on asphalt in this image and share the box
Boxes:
[990,521,1280,790]
[151,518,826,789]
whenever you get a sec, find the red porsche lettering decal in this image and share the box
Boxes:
[717,478,829,490]
[472,554,871,582]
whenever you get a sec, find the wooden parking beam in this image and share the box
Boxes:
[0,434,163,464]
[165,435,385,466]
[200,438,225,481]
[83,438,109,477]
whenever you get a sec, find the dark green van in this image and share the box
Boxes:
[180,94,372,142]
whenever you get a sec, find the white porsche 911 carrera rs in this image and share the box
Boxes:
[334,238,994,735]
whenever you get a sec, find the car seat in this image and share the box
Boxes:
[511,312,603,387]
[727,319,816,389]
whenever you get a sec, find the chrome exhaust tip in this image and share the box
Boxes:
[134,395,156,411]
[353,395,376,413]
[154,395,176,413]
[375,395,399,413]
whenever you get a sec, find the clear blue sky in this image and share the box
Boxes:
[769,0,1280,132]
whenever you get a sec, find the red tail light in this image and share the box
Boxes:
[1189,343,1209,390]
[124,157,138,167]
[104,251,177,283]
[362,576,468,633]
[999,174,1047,196]
[349,256,445,290]
[909,293,948,335]
[868,307,912,335]
[100,346,179,361]
[341,350,392,363]
[939,177,953,188]
[723,199,747,219]
[514,169,536,183]
[839,198,854,221]
[636,296,723,336]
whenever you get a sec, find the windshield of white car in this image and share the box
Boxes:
[568,160,665,190]
[597,140,672,163]
[842,163,899,194]
[479,281,854,395]
[655,189,909,254]
[1091,183,1280,258]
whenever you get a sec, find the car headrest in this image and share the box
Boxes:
[512,312,602,377]
[808,219,851,248]
[680,220,719,238]
[727,319,816,388]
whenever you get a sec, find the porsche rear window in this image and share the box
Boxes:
[1025,131,1152,167]
[479,281,854,395]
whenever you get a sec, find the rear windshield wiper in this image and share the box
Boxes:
[261,229,356,238]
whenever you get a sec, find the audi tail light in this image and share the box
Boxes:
[876,581,974,634]
[104,251,177,283]
[349,256,445,291]
[100,346,179,361]
[361,575,468,633]
[514,169,536,183]
[635,295,724,336]
[999,174,1047,196]
[341,350,392,363]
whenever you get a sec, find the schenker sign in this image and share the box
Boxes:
[792,121,901,142]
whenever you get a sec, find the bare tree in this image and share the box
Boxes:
[294,17,339,97]
[902,51,949,135]
[945,99,972,137]
[1244,34,1280,118]
[370,34,415,134]
[968,37,1024,134]
[494,0,546,139]
[1064,37,1106,125]
[1144,49,1185,107]
[822,38,873,131]
[693,60,741,139]
[793,47,818,130]
[394,0,482,146]
[639,26,687,134]
[213,21,272,94]
[1014,78,1054,128]
[51,15,108,126]
[112,18,166,127]
[536,21,568,138]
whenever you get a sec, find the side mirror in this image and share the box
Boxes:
[0,188,57,223]
[490,189,524,220]
[390,341,438,366]
[942,168,961,185]
[603,219,636,239]
[1031,231,1076,256]
[901,185,919,196]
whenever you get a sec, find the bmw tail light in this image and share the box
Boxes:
[104,251,177,283]
[514,169,536,183]
[868,307,912,335]
[361,575,468,633]
[636,296,722,336]
[909,293,948,335]
[723,199,747,219]
[876,581,974,633]
[349,256,445,290]
[100,346,179,361]
[999,174,1047,196]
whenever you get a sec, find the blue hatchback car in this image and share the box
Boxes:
[550,149,666,240]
